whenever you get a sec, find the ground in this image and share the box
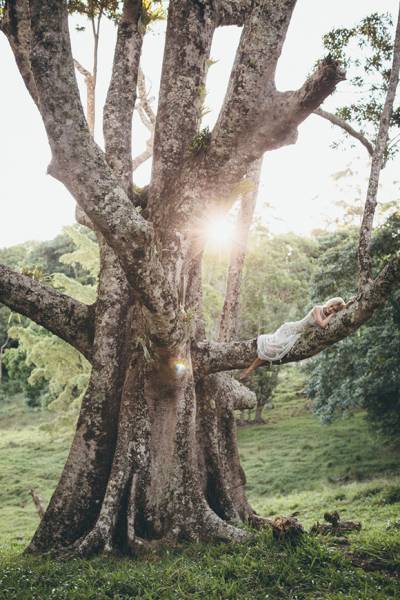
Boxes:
[0,385,399,599]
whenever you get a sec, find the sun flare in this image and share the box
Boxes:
[203,215,235,250]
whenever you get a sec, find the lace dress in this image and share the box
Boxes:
[257,307,318,362]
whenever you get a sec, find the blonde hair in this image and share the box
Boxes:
[323,296,346,310]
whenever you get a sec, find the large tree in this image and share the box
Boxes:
[0,0,399,556]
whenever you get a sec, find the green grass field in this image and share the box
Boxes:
[0,392,399,599]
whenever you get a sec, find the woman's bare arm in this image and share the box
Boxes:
[312,306,334,329]
[345,296,357,308]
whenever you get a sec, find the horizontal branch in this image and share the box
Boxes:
[0,264,95,360]
[194,259,399,376]
[314,108,373,156]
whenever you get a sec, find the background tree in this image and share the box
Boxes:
[315,12,400,159]
[0,0,399,557]
[307,210,400,440]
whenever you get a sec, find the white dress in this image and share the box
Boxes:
[257,307,317,362]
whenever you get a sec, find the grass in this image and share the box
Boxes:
[0,392,400,599]
[0,396,71,545]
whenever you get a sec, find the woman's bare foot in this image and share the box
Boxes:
[239,368,250,380]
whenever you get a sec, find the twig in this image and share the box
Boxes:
[314,108,374,156]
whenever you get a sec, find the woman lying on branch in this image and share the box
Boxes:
[239,296,355,380]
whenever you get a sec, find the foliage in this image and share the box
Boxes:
[51,226,99,304]
[323,13,400,157]
[307,211,400,438]
[7,324,91,427]
[240,227,318,337]
[1,348,47,407]
[2,227,98,426]
[68,0,120,22]
[139,0,165,32]
[189,126,212,153]
[0,243,39,386]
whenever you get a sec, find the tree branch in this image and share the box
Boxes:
[132,70,155,173]
[194,259,399,376]
[103,0,144,198]
[18,0,180,347]
[314,108,373,156]
[73,59,95,134]
[73,58,91,80]
[148,0,215,226]
[358,5,400,288]
[0,264,95,360]
[204,53,345,205]
[137,68,156,127]
[209,0,297,167]
[215,0,252,27]
[1,0,39,107]
[218,159,262,342]
[132,143,153,172]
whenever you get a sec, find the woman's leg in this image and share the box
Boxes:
[239,357,265,380]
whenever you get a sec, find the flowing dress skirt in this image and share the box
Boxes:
[257,309,315,362]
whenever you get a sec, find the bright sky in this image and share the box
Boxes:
[0,0,399,248]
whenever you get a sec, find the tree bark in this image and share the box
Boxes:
[0,265,94,360]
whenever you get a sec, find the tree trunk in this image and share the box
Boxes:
[2,0,398,558]
[254,403,266,424]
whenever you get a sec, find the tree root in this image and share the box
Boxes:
[203,511,250,543]
[247,513,272,530]
[310,511,362,536]
[268,516,305,541]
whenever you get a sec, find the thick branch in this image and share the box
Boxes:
[215,0,252,27]
[358,5,400,287]
[25,1,179,345]
[288,58,346,125]
[314,108,373,156]
[103,0,143,198]
[0,264,94,360]
[204,57,345,204]
[1,0,39,106]
[148,0,215,226]
[210,0,297,164]
[194,259,399,376]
